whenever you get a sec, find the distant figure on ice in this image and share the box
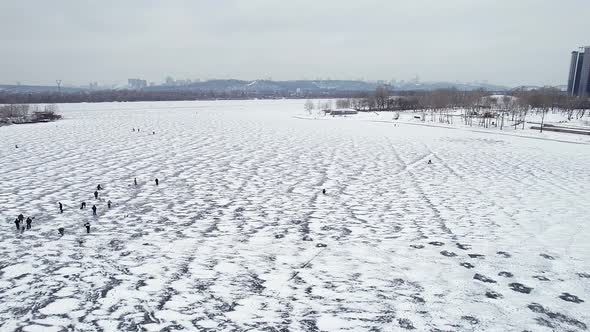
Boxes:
[322,189,326,195]
[58,227,65,236]
[138,128,140,132]
[15,145,18,148]
[92,205,97,216]
[97,184,102,191]
[84,222,91,233]
[153,131,155,135]
[20,225,25,233]
[59,202,63,213]
[134,178,138,186]
[14,218,20,230]
[132,128,135,132]
[427,159,432,165]
[155,178,159,186]
[107,200,112,209]
[26,217,32,230]
[80,202,87,209]
[18,214,24,222]
[94,191,99,199]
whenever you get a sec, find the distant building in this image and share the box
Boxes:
[128,79,147,89]
[326,109,358,116]
[567,46,590,96]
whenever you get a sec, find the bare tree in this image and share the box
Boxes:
[304,100,314,115]
[335,99,351,109]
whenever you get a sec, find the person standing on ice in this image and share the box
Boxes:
[428,159,432,164]
[94,191,99,199]
[322,189,326,195]
[84,222,91,233]
[14,218,20,230]
[59,202,63,213]
[97,184,102,191]
[134,178,138,186]
[18,214,24,223]
[25,217,32,230]
[80,202,87,209]
[58,227,65,236]
[92,205,97,216]
[107,200,112,209]
[155,178,159,186]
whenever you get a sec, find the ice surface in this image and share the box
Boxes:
[0,99,589,331]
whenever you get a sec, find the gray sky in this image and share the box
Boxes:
[1,0,589,87]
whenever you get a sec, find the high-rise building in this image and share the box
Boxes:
[567,46,590,96]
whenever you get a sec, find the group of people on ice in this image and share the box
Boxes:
[11,177,160,237]
[13,214,33,233]
[53,178,159,236]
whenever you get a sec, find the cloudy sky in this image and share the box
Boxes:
[1,0,588,87]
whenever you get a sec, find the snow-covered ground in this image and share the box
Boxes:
[1,99,589,331]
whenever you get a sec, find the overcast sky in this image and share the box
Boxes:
[1,0,589,87]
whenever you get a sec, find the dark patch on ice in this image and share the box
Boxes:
[130,232,143,239]
[468,254,485,259]
[374,314,395,324]
[157,287,178,310]
[216,301,238,312]
[398,318,415,330]
[508,283,533,294]
[535,317,555,329]
[135,280,146,290]
[498,271,513,278]
[485,291,503,299]
[456,243,471,250]
[496,251,511,258]
[410,244,424,249]
[533,275,550,281]
[428,241,444,246]
[461,316,479,325]
[300,319,319,332]
[527,302,587,330]
[577,272,590,279]
[240,273,266,294]
[14,273,30,280]
[460,262,475,269]
[559,293,584,304]
[101,277,122,298]
[539,253,555,260]
[194,280,213,291]
[411,295,426,304]
[274,234,285,239]
[316,243,327,248]
[440,250,457,257]
[108,239,125,251]
[473,273,496,283]
[302,235,313,241]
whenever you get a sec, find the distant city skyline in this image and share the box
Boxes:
[2,1,589,87]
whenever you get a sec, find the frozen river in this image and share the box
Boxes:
[1,100,589,331]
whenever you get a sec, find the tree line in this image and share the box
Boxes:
[0,104,61,125]
[309,87,589,132]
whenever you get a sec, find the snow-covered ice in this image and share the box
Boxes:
[0,99,589,331]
